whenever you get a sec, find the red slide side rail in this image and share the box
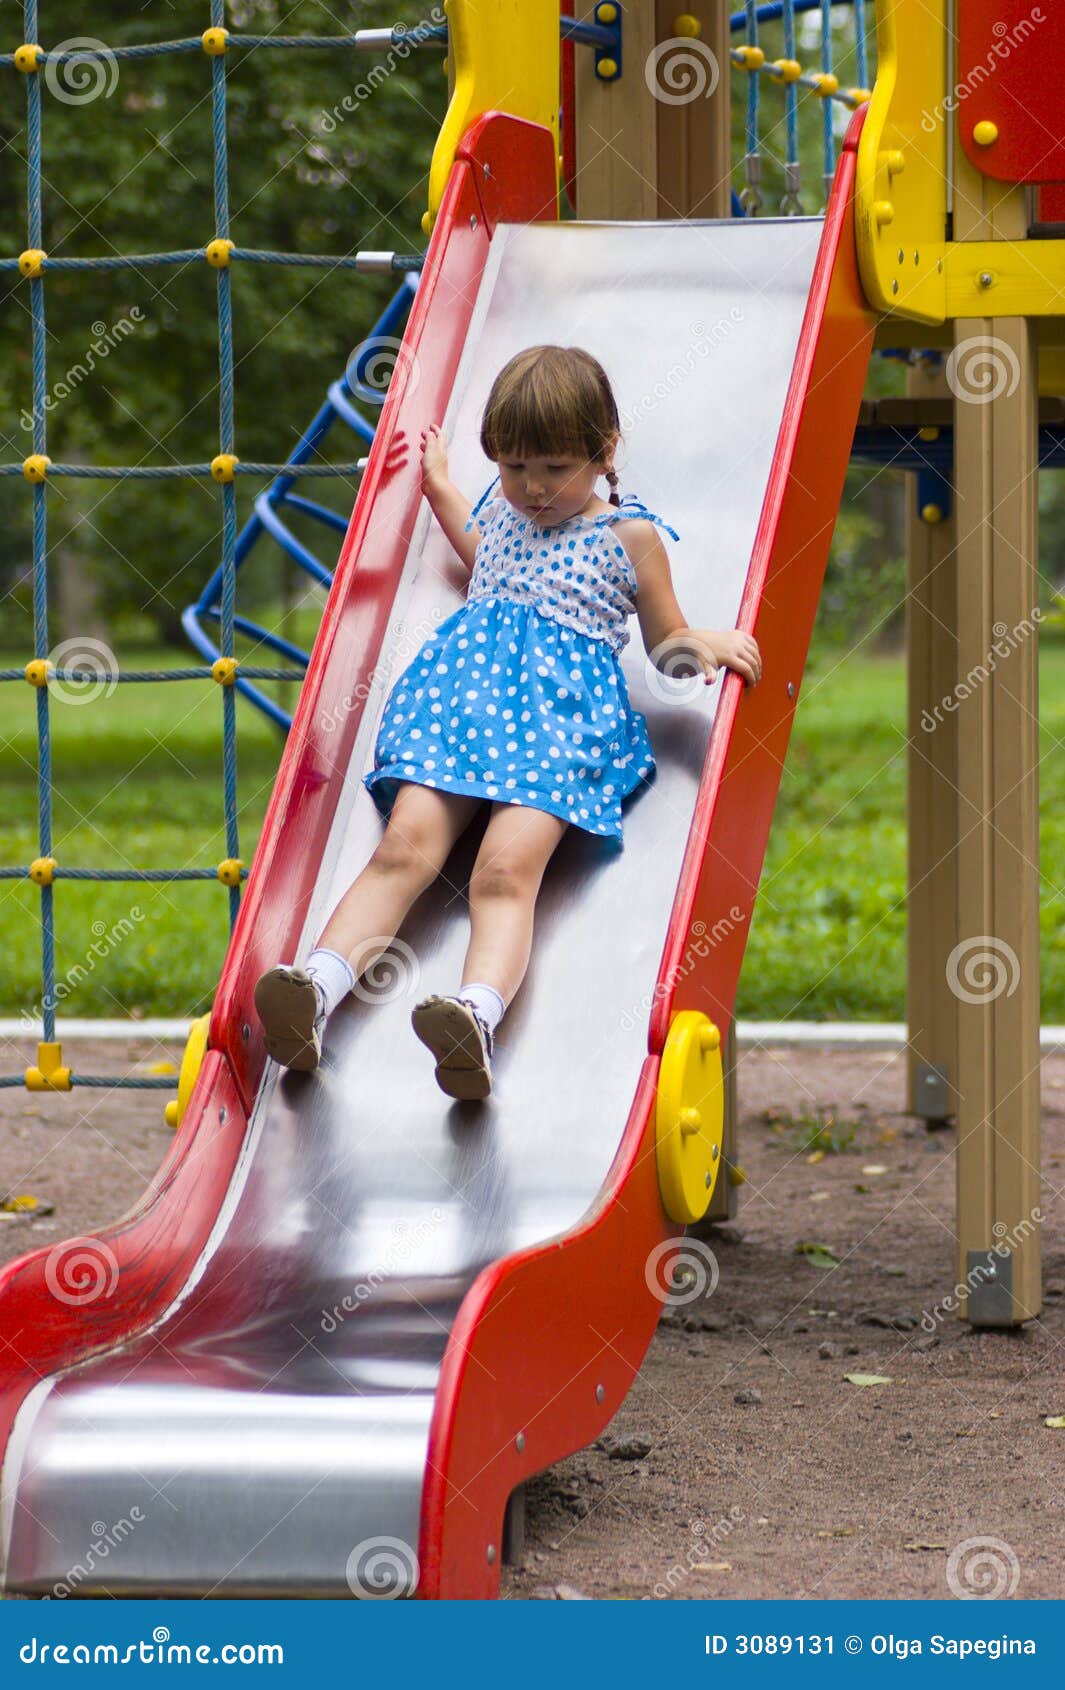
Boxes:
[418,109,877,1600]
[0,113,558,1476]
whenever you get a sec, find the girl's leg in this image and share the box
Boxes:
[317,781,484,978]
[461,803,569,1008]
[256,783,481,1069]
[410,803,568,1099]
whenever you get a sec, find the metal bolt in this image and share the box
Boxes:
[241,1022,250,1042]
[711,1143,720,1161]
[978,271,993,289]
[786,680,796,699]
[219,1106,227,1124]
[897,249,904,264]
[515,1432,525,1452]
[892,279,899,295]
[486,1544,496,1565]
[705,1171,712,1188]
[985,1262,997,1278]
[483,163,492,178]
[595,1383,605,1403]
[469,214,478,231]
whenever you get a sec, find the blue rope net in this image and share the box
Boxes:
[1,5,442,1092]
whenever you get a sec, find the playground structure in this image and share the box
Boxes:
[0,0,1061,1598]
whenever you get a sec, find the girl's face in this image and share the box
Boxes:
[496,447,612,527]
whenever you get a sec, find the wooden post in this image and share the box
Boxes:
[949,126,1041,1324]
[905,361,959,1126]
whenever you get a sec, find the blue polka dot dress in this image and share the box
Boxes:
[363,476,680,847]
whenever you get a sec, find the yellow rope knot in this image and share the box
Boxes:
[211,656,238,685]
[29,856,58,886]
[14,44,42,73]
[18,248,46,278]
[22,454,51,483]
[205,238,235,269]
[216,857,245,887]
[210,452,238,483]
[201,27,229,55]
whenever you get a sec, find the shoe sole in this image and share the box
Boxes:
[411,997,492,1101]
[253,966,322,1072]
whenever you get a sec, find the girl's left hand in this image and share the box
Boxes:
[704,628,762,687]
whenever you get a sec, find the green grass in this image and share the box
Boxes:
[2,638,1065,1024]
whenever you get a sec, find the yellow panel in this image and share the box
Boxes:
[944,239,1065,319]
[655,1011,724,1225]
[855,0,949,322]
[425,0,560,232]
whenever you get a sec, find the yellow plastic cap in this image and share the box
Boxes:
[921,503,944,526]
[202,27,229,55]
[29,855,57,885]
[18,249,46,279]
[772,58,802,83]
[673,12,701,35]
[22,454,51,483]
[211,655,238,685]
[14,44,42,73]
[973,120,999,148]
[597,56,619,79]
[216,856,245,887]
[205,238,235,268]
[210,453,238,483]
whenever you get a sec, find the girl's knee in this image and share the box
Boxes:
[370,820,437,882]
[469,856,536,902]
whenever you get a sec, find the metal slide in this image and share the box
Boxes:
[0,113,875,1600]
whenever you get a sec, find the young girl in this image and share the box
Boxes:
[254,345,761,1100]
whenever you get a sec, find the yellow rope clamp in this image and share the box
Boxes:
[846,86,872,105]
[29,856,57,885]
[732,45,765,70]
[164,1011,211,1129]
[655,1010,725,1224]
[26,1043,71,1092]
[771,58,803,82]
[211,655,238,685]
[811,72,839,96]
[14,44,42,73]
[22,454,51,483]
[19,249,46,278]
[216,857,245,887]
[24,660,54,688]
[206,238,235,269]
[210,452,238,482]
[201,28,229,55]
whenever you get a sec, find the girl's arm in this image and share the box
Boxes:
[421,422,480,575]
[618,519,762,687]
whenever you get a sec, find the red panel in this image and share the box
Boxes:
[210,115,558,1119]
[418,112,876,1599]
[1040,183,1065,223]
[561,2,577,213]
[649,109,876,1057]
[0,1054,246,1456]
[958,3,1065,183]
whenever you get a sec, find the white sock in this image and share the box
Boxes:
[304,947,356,1017]
[458,981,506,1035]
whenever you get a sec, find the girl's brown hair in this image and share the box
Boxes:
[479,345,622,505]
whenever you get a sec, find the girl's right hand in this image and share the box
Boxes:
[420,422,448,493]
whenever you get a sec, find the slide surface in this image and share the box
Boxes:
[0,113,874,1600]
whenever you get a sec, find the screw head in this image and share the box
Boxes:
[595,1383,605,1403]
[486,1544,496,1564]
[978,271,994,289]
[515,1432,525,1452]
[786,680,796,699]
[242,1022,250,1041]
[219,1106,227,1124]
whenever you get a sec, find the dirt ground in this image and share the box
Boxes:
[1,1035,1063,1601]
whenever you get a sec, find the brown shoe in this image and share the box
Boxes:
[411,995,494,1101]
[254,965,326,1072]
